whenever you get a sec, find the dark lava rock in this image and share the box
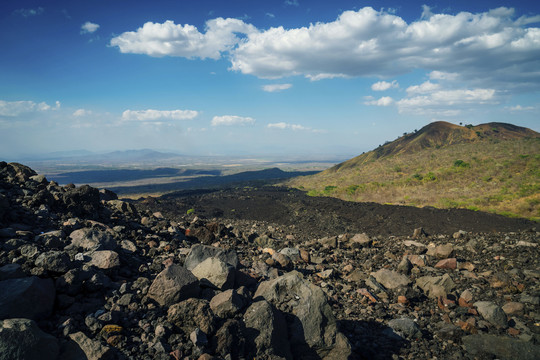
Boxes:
[0,318,59,360]
[147,264,200,306]
[0,276,55,320]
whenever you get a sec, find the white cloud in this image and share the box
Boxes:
[262,83,292,92]
[211,115,255,126]
[266,13,276,18]
[364,96,394,106]
[397,87,497,115]
[505,105,535,111]
[73,109,92,117]
[229,7,540,90]
[0,100,59,116]
[371,80,399,91]
[14,7,44,17]
[81,22,100,34]
[267,122,326,133]
[111,7,540,91]
[429,71,459,81]
[110,18,257,60]
[122,109,199,122]
[406,81,440,94]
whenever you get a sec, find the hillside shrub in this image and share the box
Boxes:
[323,185,337,194]
[346,184,360,195]
[453,159,470,168]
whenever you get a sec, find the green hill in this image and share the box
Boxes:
[288,121,540,220]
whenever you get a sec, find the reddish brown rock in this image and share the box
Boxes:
[435,258,457,270]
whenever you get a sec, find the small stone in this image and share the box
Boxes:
[387,318,422,340]
[405,254,427,267]
[349,233,372,248]
[427,243,454,258]
[192,257,235,290]
[190,328,208,347]
[502,302,524,315]
[474,301,508,328]
[272,252,291,268]
[316,269,334,279]
[434,258,457,270]
[371,269,411,289]
[88,250,120,269]
[397,257,412,274]
[299,249,310,263]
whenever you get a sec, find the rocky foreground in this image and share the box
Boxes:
[0,161,539,360]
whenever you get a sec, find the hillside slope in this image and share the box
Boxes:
[288,122,540,220]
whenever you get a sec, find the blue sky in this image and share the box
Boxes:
[1,0,539,158]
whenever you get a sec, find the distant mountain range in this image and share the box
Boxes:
[288,121,540,220]
[17,149,183,163]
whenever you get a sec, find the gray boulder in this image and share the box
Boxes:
[254,271,351,359]
[371,268,411,289]
[147,264,199,306]
[35,250,72,273]
[184,244,239,271]
[62,331,114,360]
[0,318,58,360]
[107,199,138,215]
[463,334,540,360]
[168,298,216,335]
[387,318,422,340]
[68,227,116,251]
[474,301,508,328]
[88,250,120,269]
[192,257,235,290]
[0,277,55,320]
[62,185,101,217]
[35,230,65,248]
[210,289,246,318]
[244,300,292,360]
[416,274,456,298]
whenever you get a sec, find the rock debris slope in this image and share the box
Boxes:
[0,161,539,360]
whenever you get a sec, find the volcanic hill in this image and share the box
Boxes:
[288,121,540,220]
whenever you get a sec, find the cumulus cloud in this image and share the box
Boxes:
[122,109,199,122]
[364,96,394,106]
[81,22,100,34]
[110,18,257,60]
[262,83,292,92]
[111,7,540,91]
[0,100,60,116]
[397,87,497,116]
[229,7,540,89]
[73,109,92,117]
[371,80,399,91]
[13,7,44,17]
[406,81,440,94]
[211,115,255,126]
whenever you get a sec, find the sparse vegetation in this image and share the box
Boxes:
[186,208,195,215]
[288,137,540,221]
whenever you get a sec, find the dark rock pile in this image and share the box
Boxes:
[1,161,539,360]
